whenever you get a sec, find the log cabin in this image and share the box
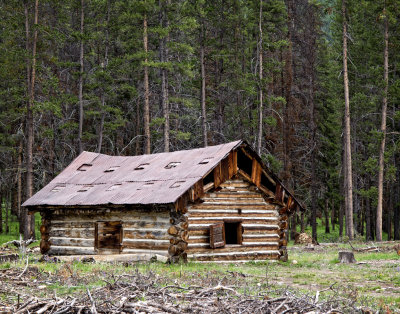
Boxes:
[23,140,304,262]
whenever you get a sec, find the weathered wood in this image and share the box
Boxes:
[123,240,169,250]
[48,245,96,255]
[190,203,274,210]
[203,182,214,193]
[188,250,280,261]
[49,237,93,247]
[251,159,261,187]
[167,225,179,235]
[214,163,222,188]
[275,183,284,203]
[210,223,225,248]
[188,244,279,254]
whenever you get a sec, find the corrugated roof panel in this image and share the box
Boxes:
[23,141,242,207]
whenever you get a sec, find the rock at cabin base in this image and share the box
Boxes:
[338,251,356,263]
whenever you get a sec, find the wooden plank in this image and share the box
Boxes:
[48,246,96,256]
[189,204,274,210]
[213,163,222,188]
[123,230,168,240]
[221,157,229,182]
[187,246,279,254]
[275,183,284,203]
[189,251,280,261]
[210,223,225,248]
[50,237,94,247]
[50,227,95,239]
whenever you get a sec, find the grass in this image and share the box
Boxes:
[0,211,41,244]
[0,244,399,311]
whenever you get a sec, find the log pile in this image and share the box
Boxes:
[0,267,371,313]
[168,205,189,263]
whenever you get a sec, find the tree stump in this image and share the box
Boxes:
[338,251,356,263]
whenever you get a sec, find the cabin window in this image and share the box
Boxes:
[170,180,185,188]
[77,185,93,192]
[202,171,214,186]
[165,162,181,169]
[51,184,66,192]
[210,221,242,248]
[199,157,213,165]
[106,183,122,191]
[77,163,92,171]
[104,166,120,172]
[237,149,252,177]
[224,222,242,245]
[134,163,149,170]
[95,221,123,252]
[261,171,276,193]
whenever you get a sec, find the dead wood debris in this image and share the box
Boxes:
[0,268,373,314]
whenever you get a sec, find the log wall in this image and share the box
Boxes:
[187,177,283,261]
[42,208,170,256]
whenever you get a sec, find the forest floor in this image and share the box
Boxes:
[0,241,399,313]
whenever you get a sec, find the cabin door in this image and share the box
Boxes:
[95,221,123,254]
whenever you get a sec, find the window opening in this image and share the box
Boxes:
[106,183,122,191]
[199,157,213,165]
[170,181,185,188]
[261,172,276,193]
[202,171,214,186]
[134,163,149,170]
[237,149,252,177]
[77,185,93,192]
[104,166,120,172]
[224,222,242,245]
[77,163,92,171]
[51,184,66,192]
[165,162,181,169]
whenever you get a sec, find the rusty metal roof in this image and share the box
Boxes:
[23,141,243,207]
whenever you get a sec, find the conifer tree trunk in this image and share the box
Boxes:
[143,14,151,154]
[0,190,2,233]
[376,7,389,242]
[78,0,85,154]
[97,0,110,154]
[342,0,354,240]
[160,0,169,152]
[256,0,263,156]
[25,0,39,240]
[200,22,207,147]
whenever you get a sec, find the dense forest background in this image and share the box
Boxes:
[0,0,399,242]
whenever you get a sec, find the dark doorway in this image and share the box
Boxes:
[224,222,242,244]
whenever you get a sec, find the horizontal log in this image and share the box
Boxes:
[219,182,250,188]
[190,204,272,210]
[187,245,279,253]
[188,210,278,217]
[123,241,169,250]
[188,250,280,261]
[206,192,261,198]
[122,248,168,255]
[49,237,94,247]
[187,229,209,236]
[188,217,278,223]
[48,246,96,256]
[50,227,94,238]
[201,198,266,204]
[124,230,168,240]
[188,242,278,248]
[243,224,279,230]
[51,210,170,222]
[243,229,279,235]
